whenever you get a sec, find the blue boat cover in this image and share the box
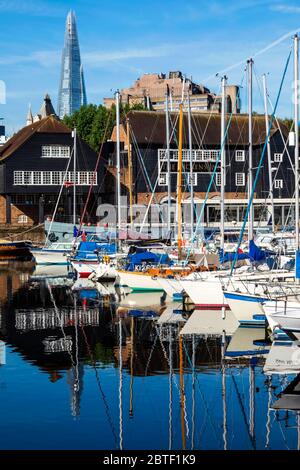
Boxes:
[296,250,300,279]
[74,241,116,260]
[219,240,274,264]
[129,309,158,318]
[219,249,249,264]
[125,251,173,271]
[78,289,98,300]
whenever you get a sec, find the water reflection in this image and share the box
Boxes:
[0,264,300,449]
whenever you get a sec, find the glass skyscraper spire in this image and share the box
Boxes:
[57,10,87,118]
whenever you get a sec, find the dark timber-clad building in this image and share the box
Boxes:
[107,110,293,230]
[0,114,103,227]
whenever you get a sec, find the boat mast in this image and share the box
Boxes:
[116,90,122,243]
[262,74,275,233]
[249,364,256,448]
[168,326,173,450]
[179,335,186,450]
[187,88,194,236]
[221,330,227,450]
[73,127,77,226]
[294,35,299,251]
[191,334,196,451]
[220,76,227,251]
[119,317,123,450]
[127,118,134,231]
[247,59,254,241]
[177,103,183,256]
[165,88,171,235]
[129,316,134,417]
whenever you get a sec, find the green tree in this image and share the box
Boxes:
[63,102,146,152]
[280,117,294,131]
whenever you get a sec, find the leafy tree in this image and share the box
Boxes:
[280,117,294,131]
[63,102,145,152]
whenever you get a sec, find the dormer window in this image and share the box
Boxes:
[41,145,70,158]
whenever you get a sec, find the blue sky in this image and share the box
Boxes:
[0,0,300,134]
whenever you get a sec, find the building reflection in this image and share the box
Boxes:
[1,266,299,449]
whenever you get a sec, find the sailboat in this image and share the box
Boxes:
[260,35,300,338]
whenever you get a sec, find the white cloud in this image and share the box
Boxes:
[0,50,60,67]
[271,4,300,14]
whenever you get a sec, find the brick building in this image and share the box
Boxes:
[104,71,241,114]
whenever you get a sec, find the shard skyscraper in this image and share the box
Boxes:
[57,10,87,119]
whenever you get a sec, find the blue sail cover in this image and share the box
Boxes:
[219,249,249,264]
[125,251,173,271]
[220,240,274,264]
[74,241,117,260]
[248,239,272,261]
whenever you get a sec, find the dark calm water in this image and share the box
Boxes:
[0,263,299,450]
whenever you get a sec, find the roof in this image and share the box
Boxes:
[0,115,71,161]
[39,94,57,119]
[117,110,288,146]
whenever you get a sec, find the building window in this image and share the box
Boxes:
[14,171,23,185]
[235,150,245,162]
[274,179,283,189]
[235,172,245,186]
[13,171,97,186]
[51,171,61,185]
[41,145,70,158]
[158,173,167,186]
[216,173,221,186]
[33,172,42,185]
[18,215,28,224]
[42,172,51,185]
[158,148,219,163]
[23,171,32,185]
[88,172,97,185]
[274,153,283,163]
[187,173,197,186]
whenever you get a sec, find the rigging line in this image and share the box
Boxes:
[203,32,295,83]
[131,112,162,184]
[44,145,74,246]
[73,295,79,416]
[144,332,159,378]
[45,280,75,368]
[183,108,236,265]
[230,372,256,450]
[119,318,123,451]
[267,98,295,174]
[169,326,173,450]
[77,106,113,231]
[229,50,292,276]
[191,83,223,150]
[130,130,168,228]
[80,322,119,448]
[181,338,223,446]
[130,127,167,230]
[187,69,245,249]
[253,66,294,214]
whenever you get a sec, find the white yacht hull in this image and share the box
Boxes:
[71,260,98,278]
[179,275,228,309]
[115,271,164,292]
[263,300,300,339]
[156,277,183,297]
[224,291,266,325]
[33,249,70,265]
